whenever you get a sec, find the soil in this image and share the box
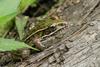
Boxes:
[1,0,100,67]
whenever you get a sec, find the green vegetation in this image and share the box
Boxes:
[0,38,38,51]
[0,0,37,51]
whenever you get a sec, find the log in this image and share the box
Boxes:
[3,0,100,67]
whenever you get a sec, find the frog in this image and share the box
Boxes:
[24,17,67,41]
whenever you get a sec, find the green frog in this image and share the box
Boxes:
[24,17,67,41]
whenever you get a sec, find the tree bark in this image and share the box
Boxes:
[4,0,100,67]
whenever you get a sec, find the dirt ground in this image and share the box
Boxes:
[1,0,100,67]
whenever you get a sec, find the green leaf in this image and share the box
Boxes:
[0,0,21,37]
[0,38,38,51]
[0,13,16,36]
[19,0,37,12]
[0,0,21,17]
[15,15,28,40]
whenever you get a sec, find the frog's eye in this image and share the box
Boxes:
[50,15,59,20]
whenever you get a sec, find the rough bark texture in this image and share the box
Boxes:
[3,0,100,67]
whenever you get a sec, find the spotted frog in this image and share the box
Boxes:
[24,17,67,41]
